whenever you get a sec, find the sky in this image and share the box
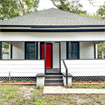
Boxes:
[38,0,105,14]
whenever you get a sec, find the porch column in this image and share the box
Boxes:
[35,42,38,59]
[44,42,46,74]
[68,42,71,59]
[0,42,2,60]
[94,44,97,59]
[59,42,61,73]
[9,44,12,59]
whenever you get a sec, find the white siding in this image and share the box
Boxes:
[80,42,94,59]
[0,60,44,77]
[53,43,59,68]
[61,60,105,76]
[12,42,24,59]
[3,54,9,59]
[61,42,66,59]
[0,32,105,41]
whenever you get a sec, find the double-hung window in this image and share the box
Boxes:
[67,42,79,59]
[25,42,38,59]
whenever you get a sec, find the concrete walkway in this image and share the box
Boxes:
[43,86,105,94]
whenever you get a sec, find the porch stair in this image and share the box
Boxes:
[45,73,64,86]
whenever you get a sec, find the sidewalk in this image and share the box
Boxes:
[43,86,105,94]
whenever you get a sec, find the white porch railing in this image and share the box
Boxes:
[0,60,44,77]
[61,59,105,76]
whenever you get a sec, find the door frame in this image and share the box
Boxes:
[40,42,53,69]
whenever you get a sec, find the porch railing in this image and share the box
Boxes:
[62,60,68,88]
[61,59,105,82]
[0,60,44,77]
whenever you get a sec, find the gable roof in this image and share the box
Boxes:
[0,8,105,26]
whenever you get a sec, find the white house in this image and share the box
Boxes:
[0,8,105,86]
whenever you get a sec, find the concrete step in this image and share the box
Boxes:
[45,83,64,86]
[45,74,63,86]
[45,75,62,78]
[45,73,62,75]
[45,78,62,80]
[45,79,63,83]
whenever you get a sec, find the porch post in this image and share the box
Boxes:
[9,44,12,59]
[0,41,2,60]
[35,42,38,59]
[68,42,71,59]
[59,42,61,73]
[44,42,46,74]
[94,44,96,59]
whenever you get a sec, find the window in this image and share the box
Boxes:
[67,42,79,59]
[25,42,38,59]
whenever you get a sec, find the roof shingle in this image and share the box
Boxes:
[0,8,105,26]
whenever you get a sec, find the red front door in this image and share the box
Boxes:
[41,43,52,68]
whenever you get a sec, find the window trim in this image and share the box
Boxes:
[66,42,80,59]
[25,42,38,59]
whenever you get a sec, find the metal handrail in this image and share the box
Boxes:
[62,60,68,88]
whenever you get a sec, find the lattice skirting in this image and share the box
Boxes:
[0,76,105,82]
[73,76,105,82]
[0,77,36,81]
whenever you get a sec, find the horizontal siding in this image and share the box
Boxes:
[80,42,94,59]
[61,60,105,76]
[0,32,105,41]
[0,60,44,77]
[12,42,24,59]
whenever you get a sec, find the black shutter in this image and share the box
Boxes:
[0,42,2,60]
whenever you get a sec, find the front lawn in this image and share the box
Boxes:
[0,85,105,105]
[69,84,105,89]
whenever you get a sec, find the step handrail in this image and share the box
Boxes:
[62,60,68,88]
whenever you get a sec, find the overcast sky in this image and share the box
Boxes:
[38,0,105,14]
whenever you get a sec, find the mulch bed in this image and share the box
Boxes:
[72,81,105,84]
[0,81,36,84]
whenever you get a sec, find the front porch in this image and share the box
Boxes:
[0,40,105,87]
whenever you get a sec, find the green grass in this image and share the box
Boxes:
[70,84,105,89]
[0,85,105,105]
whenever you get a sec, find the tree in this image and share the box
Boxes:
[2,42,9,51]
[80,13,103,20]
[0,0,20,20]
[19,0,39,15]
[0,0,39,20]
[98,42,105,58]
[51,0,86,14]
[97,2,105,19]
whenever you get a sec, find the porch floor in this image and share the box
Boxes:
[46,68,60,73]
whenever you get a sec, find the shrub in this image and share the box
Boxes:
[70,86,72,88]
[36,86,40,89]
[81,81,83,83]
[23,80,26,83]
[102,85,105,88]
[30,80,33,83]
[89,81,92,83]
[4,80,7,83]
[73,80,75,83]
[99,80,101,83]
[12,80,14,83]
